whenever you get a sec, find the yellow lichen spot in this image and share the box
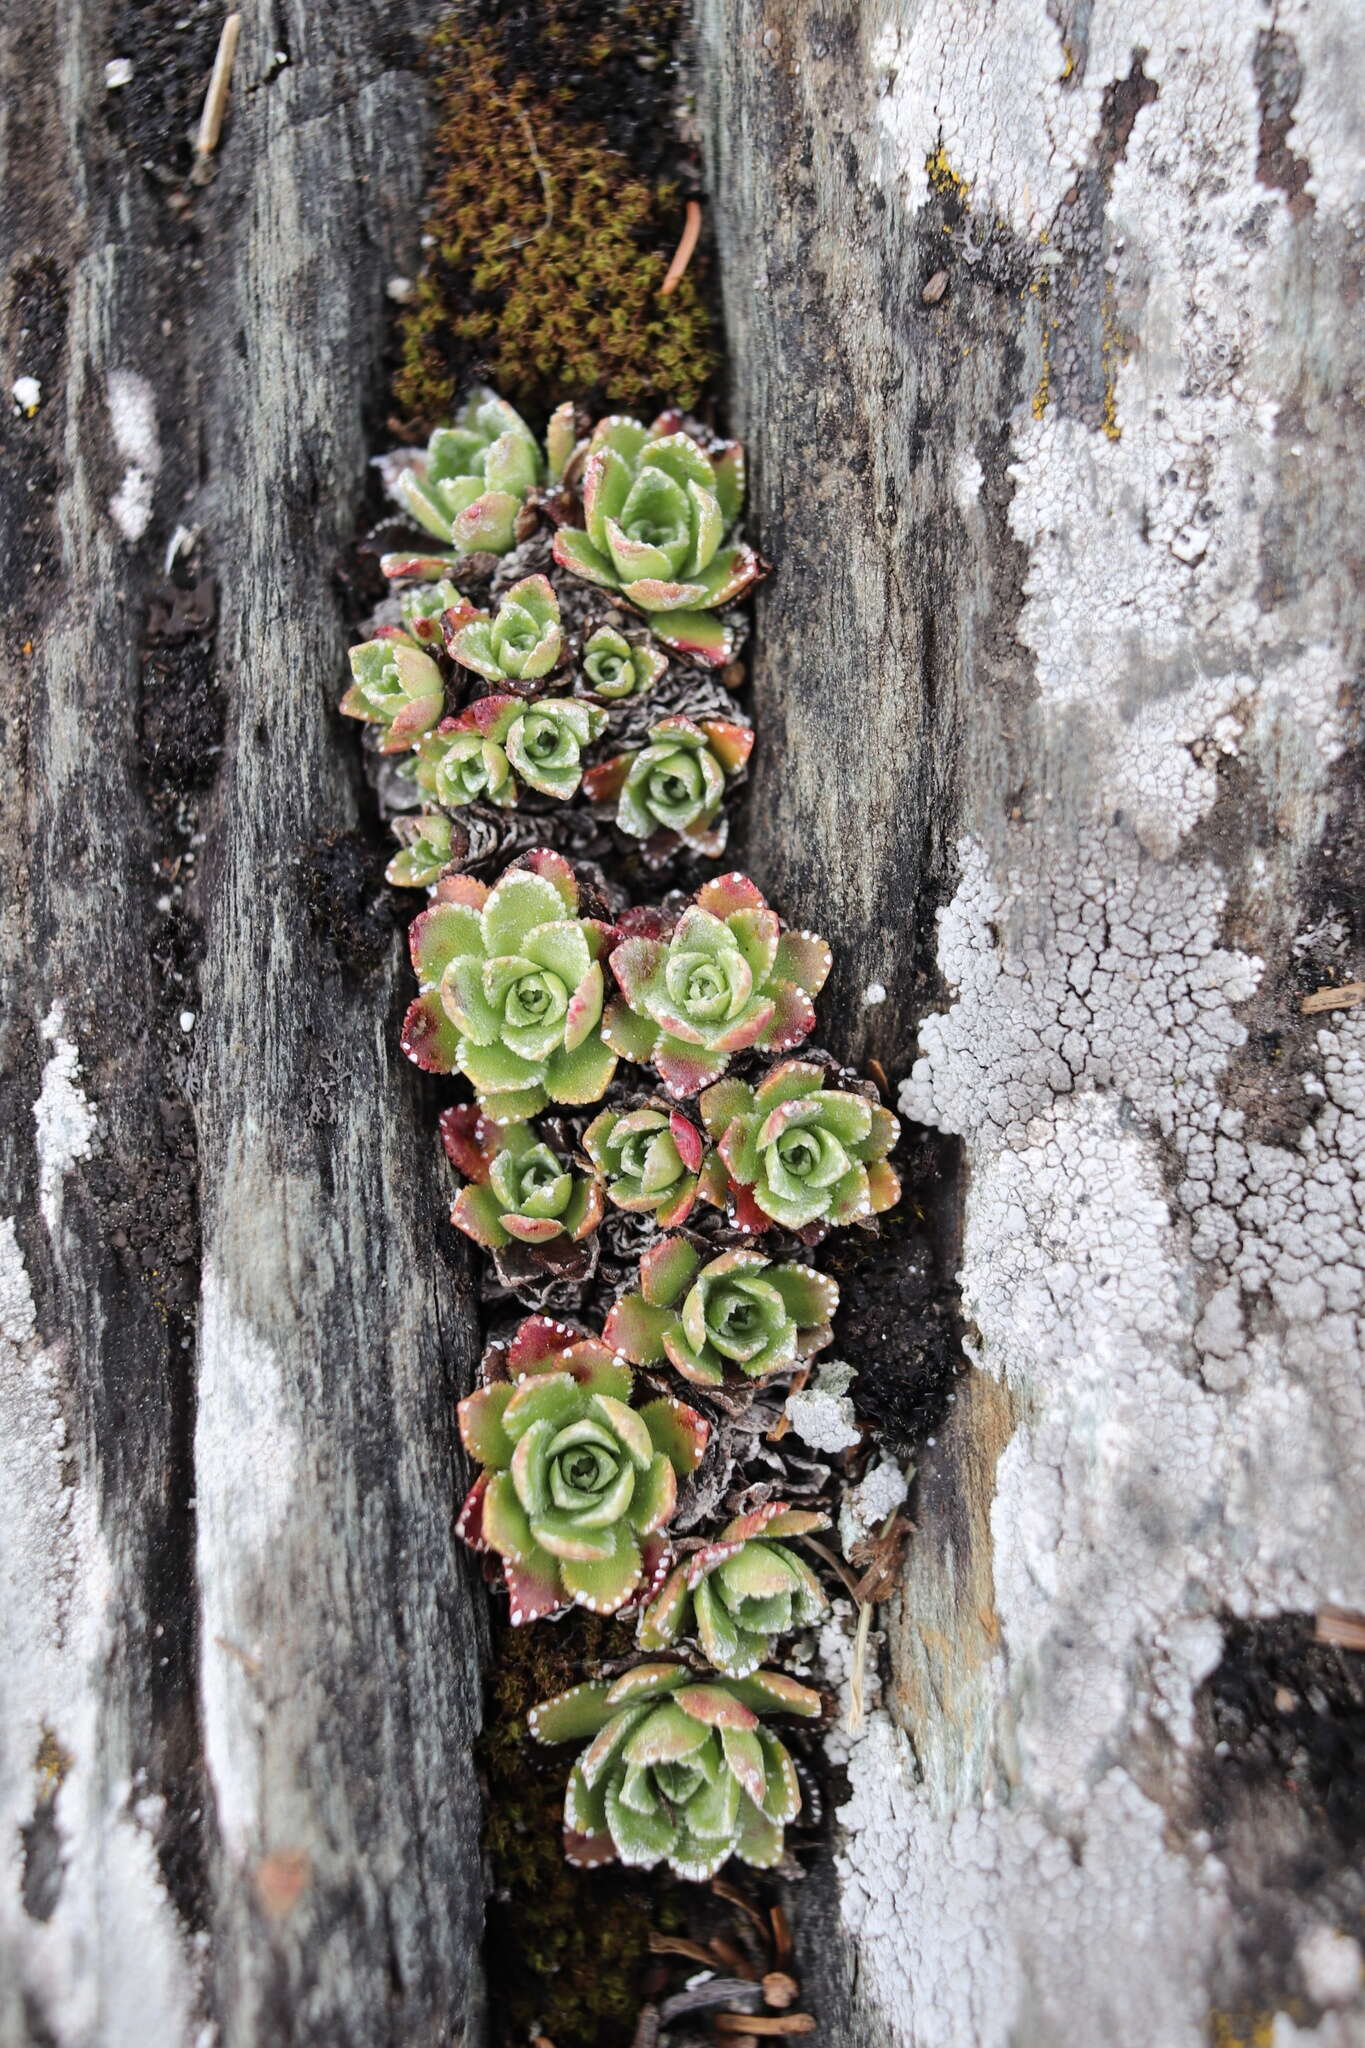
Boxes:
[35,1726,71,1789]
[1060,43,1076,81]
[1210,2013,1278,2048]
[925,146,971,203]
[1100,275,1125,441]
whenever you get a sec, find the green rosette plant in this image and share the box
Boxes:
[399,577,463,647]
[400,851,619,1122]
[529,1660,821,1879]
[386,810,456,889]
[456,1316,708,1622]
[339,628,445,753]
[413,716,518,811]
[553,412,760,667]
[699,1059,902,1233]
[441,1105,603,1251]
[604,1236,838,1389]
[580,624,668,702]
[582,1102,717,1230]
[443,573,563,688]
[387,388,541,556]
[583,715,753,856]
[604,873,832,1098]
[638,1503,830,1677]
[455,694,605,802]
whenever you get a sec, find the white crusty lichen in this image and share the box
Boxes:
[783,1358,862,1453]
[841,1,1365,2042]
[33,1005,96,1235]
[0,1220,197,2042]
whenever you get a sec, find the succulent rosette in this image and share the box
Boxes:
[699,1060,902,1232]
[553,413,760,667]
[413,716,518,810]
[399,577,463,647]
[584,715,753,855]
[443,574,563,689]
[386,810,456,889]
[447,695,605,803]
[456,1316,708,1621]
[605,1236,838,1388]
[582,1102,716,1229]
[638,1504,830,1677]
[387,389,541,556]
[581,624,668,702]
[340,630,445,753]
[441,1105,603,1251]
[529,1660,821,1879]
[400,852,618,1121]
[603,873,832,1098]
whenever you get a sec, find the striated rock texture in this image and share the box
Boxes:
[1,3,487,2044]
[698,1,1363,2043]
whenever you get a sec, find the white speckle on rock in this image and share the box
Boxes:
[1297,1927,1364,2009]
[386,275,414,302]
[106,370,161,542]
[33,1005,96,1235]
[862,981,887,1006]
[196,1264,302,1861]
[784,1360,861,1454]
[179,1010,196,1033]
[838,1455,910,1554]
[104,56,134,87]
[12,374,41,414]
[0,1217,198,2036]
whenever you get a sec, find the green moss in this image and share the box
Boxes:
[480,1614,687,2048]
[394,6,716,428]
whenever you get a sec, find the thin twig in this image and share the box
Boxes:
[512,104,554,238]
[1315,1605,1365,1651]
[796,1534,863,1602]
[195,12,242,161]
[661,199,702,295]
[1301,980,1365,1015]
[767,1366,807,1441]
[712,2017,816,2038]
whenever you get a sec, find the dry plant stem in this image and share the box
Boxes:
[1301,980,1365,1014]
[195,11,241,159]
[511,104,555,237]
[1315,1605,1365,1650]
[710,1878,772,1939]
[649,1934,728,1969]
[712,2017,817,2038]
[661,199,703,294]
[767,1367,808,1441]
[795,1534,862,1603]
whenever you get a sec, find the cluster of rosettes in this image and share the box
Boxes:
[344,391,905,1885]
[343,392,764,893]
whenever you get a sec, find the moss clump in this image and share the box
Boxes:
[480,1613,686,2047]
[394,5,716,427]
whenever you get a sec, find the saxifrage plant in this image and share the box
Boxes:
[456,1316,708,1621]
[553,413,760,666]
[605,1236,839,1388]
[584,714,753,855]
[580,624,667,702]
[400,851,618,1122]
[340,629,445,752]
[638,1503,830,1677]
[443,573,564,688]
[700,1060,902,1232]
[582,1101,714,1230]
[387,388,542,556]
[529,1660,821,1879]
[441,1106,603,1252]
[603,873,832,1098]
